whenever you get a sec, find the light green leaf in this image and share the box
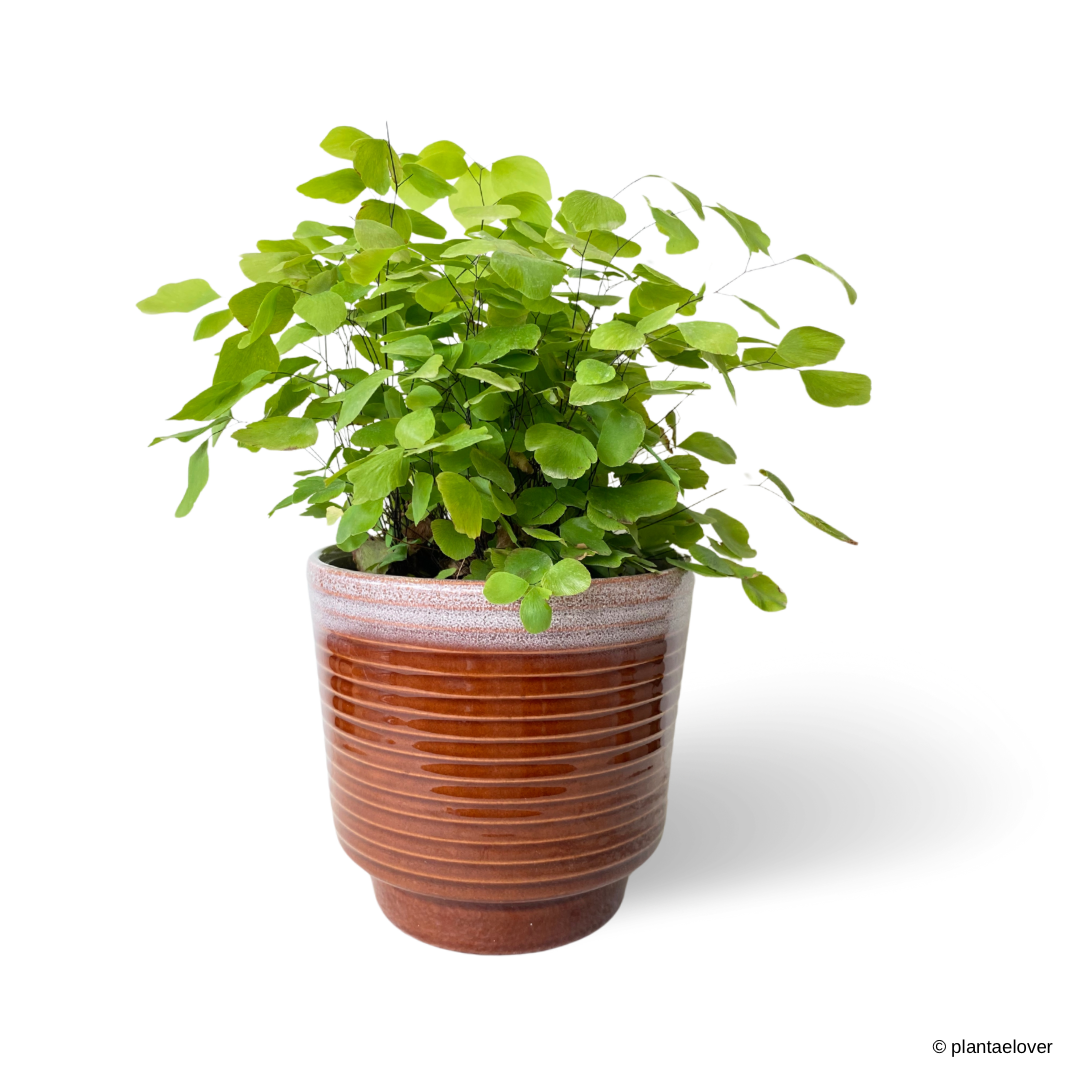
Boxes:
[276,322,320,355]
[320,126,370,159]
[475,324,541,361]
[504,548,553,583]
[470,447,515,493]
[678,431,737,464]
[647,201,698,254]
[232,417,318,451]
[499,191,553,228]
[792,505,857,543]
[395,408,435,449]
[347,447,407,501]
[402,163,456,200]
[228,282,295,331]
[776,326,845,368]
[677,321,738,354]
[597,404,646,467]
[406,207,446,239]
[524,424,598,480]
[297,170,364,204]
[352,137,404,195]
[238,286,284,348]
[456,366,519,391]
[436,472,483,538]
[575,358,617,385]
[636,303,681,336]
[170,369,269,422]
[293,291,347,336]
[398,354,444,382]
[484,572,530,604]
[542,558,591,597]
[588,480,677,523]
[353,218,407,252]
[520,585,553,633]
[491,155,552,200]
[694,508,756,559]
[742,574,787,612]
[710,204,771,254]
[175,440,209,517]
[213,333,279,384]
[759,469,795,501]
[795,254,857,304]
[489,251,566,299]
[336,368,395,429]
[735,297,780,329]
[569,381,628,406]
[671,181,705,219]
[238,252,294,284]
[409,471,434,523]
[452,203,521,227]
[431,518,476,560]
[336,498,383,545]
[351,417,398,448]
[800,370,871,407]
[591,320,645,352]
[560,190,626,232]
[384,335,434,360]
[137,278,219,314]
[404,384,442,410]
[637,379,710,397]
[193,309,234,340]
[687,544,757,578]
[417,140,468,180]
[560,515,611,555]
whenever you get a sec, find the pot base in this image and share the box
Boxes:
[372,878,628,955]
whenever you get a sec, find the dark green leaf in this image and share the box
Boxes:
[759,469,794,501]
[693,508,756,559]
[588,480,677,523]
[742,574,787,612]
[792,505,858,543]
[470,447,515,493]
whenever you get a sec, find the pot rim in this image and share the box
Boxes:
[310,545,687,590]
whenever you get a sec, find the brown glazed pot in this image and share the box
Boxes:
[307,547,694,954]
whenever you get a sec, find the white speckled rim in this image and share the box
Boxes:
[308,547,695,651]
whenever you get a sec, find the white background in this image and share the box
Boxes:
[3,1,1076,1076]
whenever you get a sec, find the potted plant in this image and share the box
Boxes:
[139,126,868,954]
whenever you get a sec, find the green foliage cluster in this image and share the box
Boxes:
[140,126,869,631]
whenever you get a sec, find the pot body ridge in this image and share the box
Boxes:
[307,548,694,953]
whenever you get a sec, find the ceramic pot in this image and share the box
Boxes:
[307,547,694,954]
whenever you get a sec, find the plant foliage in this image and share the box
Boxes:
[140,127,869,630]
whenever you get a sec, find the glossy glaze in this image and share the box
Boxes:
[308,548,694,953]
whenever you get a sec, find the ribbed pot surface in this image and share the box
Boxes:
[307,548,694,953]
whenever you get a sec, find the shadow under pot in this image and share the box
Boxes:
[307,547,695,954]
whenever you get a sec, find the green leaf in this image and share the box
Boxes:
[524,424,598,480]
[336,369,395,429]
[458,366,519,392]
[742,574,787,612]
[560,190,626,232]
[293,291,347,335]
[499,191,553,229]
[231,417,318,451]
[792,506,858,544]
[452,203,522,227]
[352,137,404,195]
[417,140,468,180]
[402,163,456,200]
[475,324,541,361]
[297,170,364,204]
[695,508,756,559]
[520,585,553,633]
[149,420,219,447]
[489,251,566,299]
[213,333,279,384]
[678,431,737,464]
[405,384,442,410]
[677,321,738,354]
[591,320,645,352]
[384,335,434,360]
[170,369,269,422]
[431,519,476,560]
[670,181,705,219]
[800,370,871,407]
[636,380,710,397]
[710,204,771,254]
[795,254,857,304]
[238,252,294,284]
[320,126,370,159]
[436,472,483,538]
[406,207,447,239]
[229,282,295,331]
[238,286,284,347]
[542,558,592,597]
[175,440,209,517]
[560,515,611,555]
[470,447,515,493]
[687,544,757,578]
[597,404,646,467]
[636,303,681,335]
[735,297,779,329]
[775,326,845,368]
[336,498,383,545]
[193,309,234,340]
[409,471,434,523]
[647,201,698,254]
[504,548,553,583]
[759,469,794,501]
[353,218,407,252]
[276,322,320,355]
[347,447,407,502]
[588,480,677,523]
[395,408,435,449]
[491,155,552,200]
[484,572,530,604]
[568,381,628,406]
[575,358,617,384]
[137,278,219,314]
